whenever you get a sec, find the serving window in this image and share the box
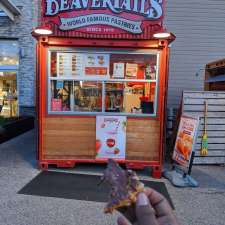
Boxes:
[48,49,159,116]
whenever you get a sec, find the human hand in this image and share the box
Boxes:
[117,188,179,225]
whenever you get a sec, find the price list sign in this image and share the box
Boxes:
[57,53,83,77]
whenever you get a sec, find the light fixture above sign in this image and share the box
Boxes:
[153,32,171,38]
[153,29,176,42]
[33,24,53,35]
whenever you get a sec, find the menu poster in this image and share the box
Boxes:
[51,98,62,111]
[84,53,110,77]
[113,63,125,78]
[96,116,127,159]
[57,53,83,77]
[172,115,199,169]
[126,63,138,78]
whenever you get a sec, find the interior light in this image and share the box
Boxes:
[3,57,8,61]
[153,32,171,39]
[34,25,53,35]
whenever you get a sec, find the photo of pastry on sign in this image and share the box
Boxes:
[96,116,127,159]
[85,67,108,76]
[176,132,193,160]
[84,53,110,76]
[172,115,199,169]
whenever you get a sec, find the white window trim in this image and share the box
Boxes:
[47,48,161,118]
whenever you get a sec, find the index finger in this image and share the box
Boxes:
[144,187,173,217]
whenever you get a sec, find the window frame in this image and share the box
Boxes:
[47,48,160,118]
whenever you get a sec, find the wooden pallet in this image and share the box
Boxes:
[205,58,225,91]
[182,91,225,164]
[206,58,225,70]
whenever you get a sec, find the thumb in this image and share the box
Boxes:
[136,192,158,225]
[117,215,132,225]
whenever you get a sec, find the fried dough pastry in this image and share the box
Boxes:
[103,159,144,213]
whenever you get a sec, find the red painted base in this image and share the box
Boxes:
[152,166,162,179]
[126,163,144,170]
[56,162,76,168]
[38,160,162,179]
[39,162,48,170]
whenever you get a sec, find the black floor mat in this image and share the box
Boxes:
[18,171,174,209]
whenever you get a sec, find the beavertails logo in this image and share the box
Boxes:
[44,0,164,34]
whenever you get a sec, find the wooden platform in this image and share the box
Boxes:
[182,91,225,164]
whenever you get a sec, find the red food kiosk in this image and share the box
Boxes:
[33,0,175,178]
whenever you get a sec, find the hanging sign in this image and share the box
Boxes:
[41,0,164,38]
[96,116,127,159]
[172,115,199,169]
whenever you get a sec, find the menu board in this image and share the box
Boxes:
[84,53,110,77]
[173,115,199,169]
[57,53,83,77]
[96,116,127,159]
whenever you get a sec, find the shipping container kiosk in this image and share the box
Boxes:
[33,0,175,178]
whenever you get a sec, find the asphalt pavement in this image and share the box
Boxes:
[0,130,224,225]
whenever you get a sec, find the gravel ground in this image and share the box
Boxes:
[0,130,224,225]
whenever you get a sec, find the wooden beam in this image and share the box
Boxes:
[0,2,15,21]
[0,0,21,21]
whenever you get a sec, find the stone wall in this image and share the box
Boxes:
[0,0,38,115]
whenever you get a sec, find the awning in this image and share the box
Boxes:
[0,0,21,21]
[205,74,225,83]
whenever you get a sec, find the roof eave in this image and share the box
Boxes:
[0,0,21,21]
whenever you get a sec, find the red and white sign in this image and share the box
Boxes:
[172,115,199,169]
[41,0,164,38]
[84,53,109,76]
[96,116,127,159]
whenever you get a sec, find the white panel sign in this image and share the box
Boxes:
[96,116,127,159]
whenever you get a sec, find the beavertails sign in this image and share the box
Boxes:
[41,0,164,38]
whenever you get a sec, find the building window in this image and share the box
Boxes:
[0,40,19,66]
[48,48,160,117]
[0,10,7,17]
[0,40,19,118]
